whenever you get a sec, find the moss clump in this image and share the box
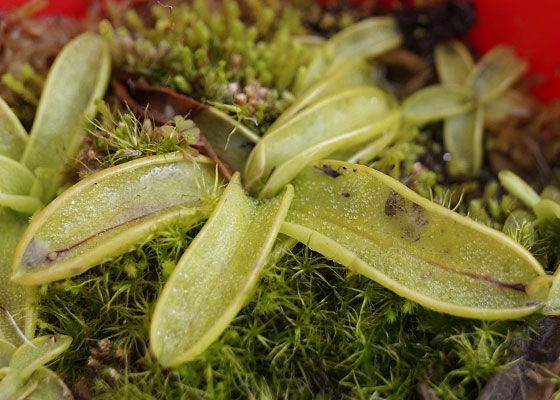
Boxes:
[74,101,200,178]
[37,220,536,398]
[99,0,316,133]
[18,2,559,399]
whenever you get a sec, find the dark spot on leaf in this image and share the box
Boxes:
[315,165,341,178]
[341,192,350,198]
[385,190,405,216]
[411,203,428,227]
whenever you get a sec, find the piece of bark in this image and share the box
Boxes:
[478,316,560,400]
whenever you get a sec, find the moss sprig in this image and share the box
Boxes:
[74,101,200,176]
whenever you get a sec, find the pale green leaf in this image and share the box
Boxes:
[0,335,72,399]
[281,160,545,320]
[502,209,535,236]
[27,368,73,400]
[443,107,484,176]
[270,62,375,131]
[342,125,400,165]
[402,85,473,126]
[9,336,72,379]
[0,97,27,160]
[534,200,560,220]
[434,40,474,85]
[299,17,402,92]
[498,170,541,209]
[0,339,16,367]
[244,87,393,193]
[191,107,260,174]
[541,186,560,203]
[0,378,37,400]
[543,269,560,315]
[150,174,293,367]
[484,90,532,123]
[20,33,111,203]
[467,45,528,104]
[12,153,220,285]
[0,155,43,214]
[258,110,400,199]
[0,155,35,196]
[0,209,35,346]
[0,194,43,216]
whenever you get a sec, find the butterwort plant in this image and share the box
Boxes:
[0,16,558,381]
[0,32,111,398]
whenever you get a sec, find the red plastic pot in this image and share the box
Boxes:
[1,0,89,17]
[2,0,559,100]
[468,0,560,101]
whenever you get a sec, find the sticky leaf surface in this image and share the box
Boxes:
[270,62,374,130]
[443,107,484,176]
[0,155,43,214]
[21,33,111,202]
[151,174,293,367]
[192,107,260,174]
[402,85,473,126]
[0,97,27,160]
[434,40,474,85]
[9,335,71,379]
[0,209,35,345]
[13,154,219,285]
[245,87,393,193]
[0,339,15,367]
[281,160,545,319]
[467,45,528,104]
[300,17,401,92]
[27,368,73,400]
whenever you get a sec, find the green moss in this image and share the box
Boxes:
[74,101,200,176]
[36,220,535,399]
[19,2,560,398]
[99,0,314,133]
[1,63,44,127]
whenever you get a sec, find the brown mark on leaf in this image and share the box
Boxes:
[384,190,406,216]
[411,203,428,228]
[341,192,350,198]
[315,164,341,178]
